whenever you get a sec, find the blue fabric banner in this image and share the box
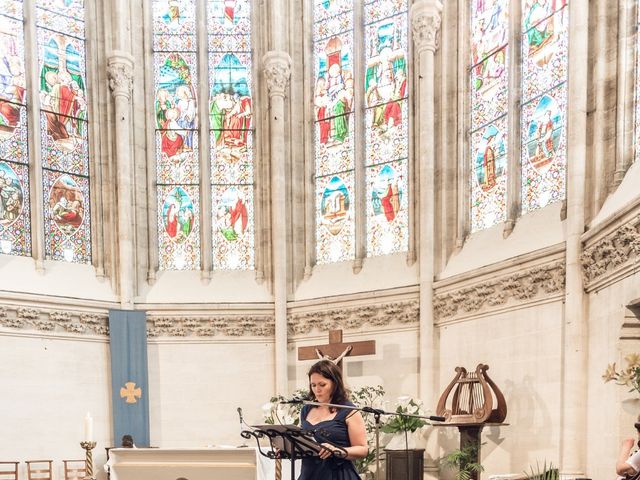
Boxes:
[108,309,150,447]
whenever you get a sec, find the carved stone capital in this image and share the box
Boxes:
[411,0,443,53]
[107,51,134,98]
[263,51,292,98]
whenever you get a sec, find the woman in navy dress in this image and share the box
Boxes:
[298,360,368,480]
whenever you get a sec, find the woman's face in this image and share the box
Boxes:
[310,372,334,404]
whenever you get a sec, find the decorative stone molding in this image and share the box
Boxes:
[434,261,566,320]
[0,305,109,335]
[581,216,640,285]
[263,51,292,98]
[107,51,134,98]
[147,316,275,337]
[287,301,419,335]
[411,0,443,53]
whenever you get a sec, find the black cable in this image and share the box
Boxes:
[404,416,410,480]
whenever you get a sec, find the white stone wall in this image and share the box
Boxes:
[2,1,640,479]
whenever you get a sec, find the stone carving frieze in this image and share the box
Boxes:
[581,217,640,285]
[0,305,109,335]
[434,261,566,320]
[287,301,419,335]
[147,315,275,337]
[0,305,275,338]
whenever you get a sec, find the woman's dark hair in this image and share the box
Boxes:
[307,360,350,411]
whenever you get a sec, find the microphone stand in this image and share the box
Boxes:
[296,400,445,480]
[237,407,249,447]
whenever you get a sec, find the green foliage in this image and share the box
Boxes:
[441,445,484,480]
[523,461,560,480]
[351,385,386,475]
[379,399,428,434]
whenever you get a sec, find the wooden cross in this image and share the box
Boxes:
[297,329,376,370]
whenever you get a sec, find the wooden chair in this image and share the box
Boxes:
[62,460,86,480]
[0,462,19,480]
[25,461,52,480]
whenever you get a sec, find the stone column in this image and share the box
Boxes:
[411,0,442,407]
[561,0,588,476]
[107,52,135,309]
[263,51,292,395]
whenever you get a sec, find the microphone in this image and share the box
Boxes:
[237,407,244,424]
[237,407,248,447]
[279,395,307,404]
[427,415,446,422]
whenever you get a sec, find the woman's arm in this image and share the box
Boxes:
[617,438,638,476]
[318,411,368,461]
[343,411,368,460]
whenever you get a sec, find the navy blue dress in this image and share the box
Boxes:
[298,402,361,480]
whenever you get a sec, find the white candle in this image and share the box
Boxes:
[83,412,93,442]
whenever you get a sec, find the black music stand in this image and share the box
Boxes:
[242,424,347,480]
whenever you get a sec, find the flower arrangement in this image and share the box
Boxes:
[602,353,640,396]
[262,388,308,426]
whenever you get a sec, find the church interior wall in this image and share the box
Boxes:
[147,338,275,448]
[0,332,111,476]
[292,253,418,301]
[584,254,640,478]
[289,325,421,407]
[437,301,563,476]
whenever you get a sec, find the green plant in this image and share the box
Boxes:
[351,385,386,475]
[523,461,560,480]
[380,397,428,434]
[441,445,484,480]
[603,354,640,396]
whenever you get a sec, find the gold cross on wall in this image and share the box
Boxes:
[120,381,142,404]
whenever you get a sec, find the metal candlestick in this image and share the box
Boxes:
[80,441,97,480]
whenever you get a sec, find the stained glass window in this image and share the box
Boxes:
[313,0,356,264]
[37,0,91,263]
[208,0,254,270]
[469,0,509,232]
[364,0,409,256]
[521,0,568,212]
[0,1,30,257]
[153,0,200,270]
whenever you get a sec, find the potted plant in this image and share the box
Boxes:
[441,445,484,480]
[523,461,559,480]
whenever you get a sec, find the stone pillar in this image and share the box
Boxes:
[561,0,588,476]
[107,52,135,309]
[263,51,292,395]
[411,0,442,407]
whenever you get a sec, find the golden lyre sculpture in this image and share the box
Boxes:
[436,364,507,424]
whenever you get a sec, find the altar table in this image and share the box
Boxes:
[108,447,273,480]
